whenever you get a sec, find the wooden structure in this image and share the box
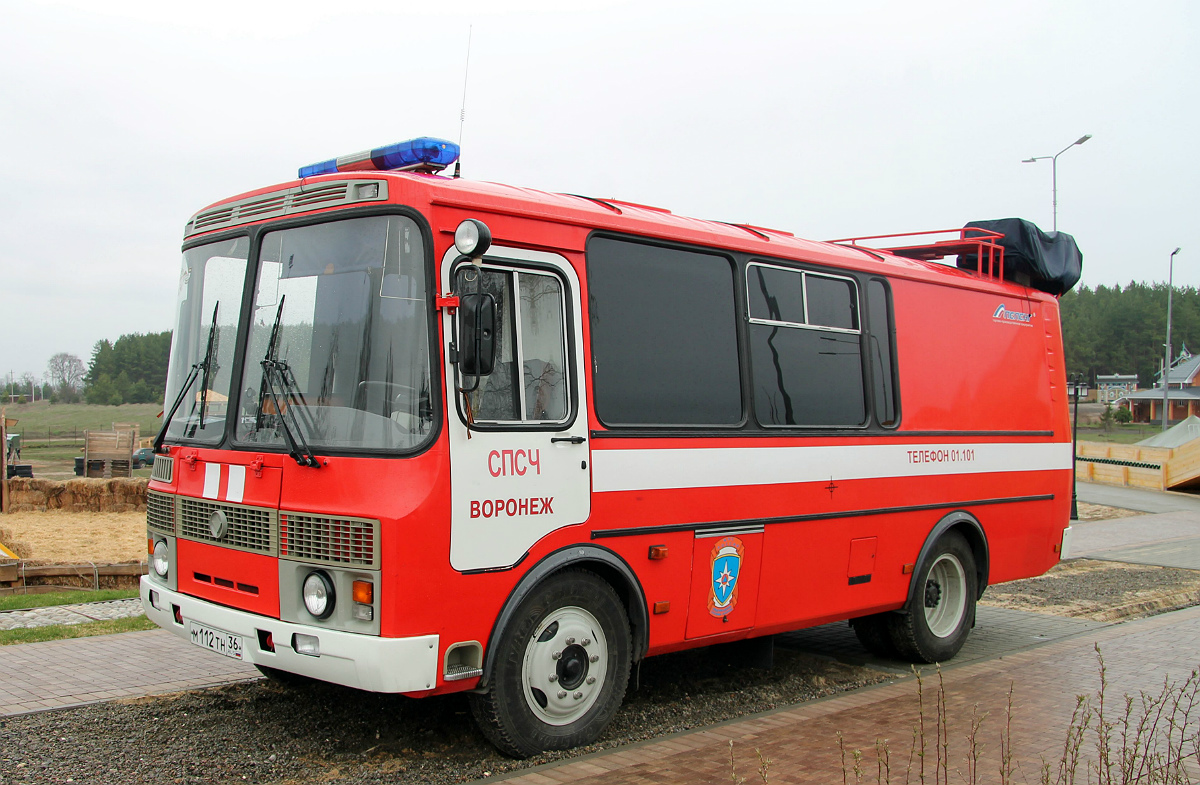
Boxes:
[1076,438,1200,491]
[0,561,148,595]
[83,429,134,478]
[112,422,141,443]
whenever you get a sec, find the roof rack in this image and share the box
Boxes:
[829,227,1006,281]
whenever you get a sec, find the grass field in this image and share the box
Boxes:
[1077,424,1161,445]
[2,401,161,442]
[0,589,139,611]
[0,616,156,645]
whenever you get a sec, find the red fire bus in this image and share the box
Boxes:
[141,137,1076,757]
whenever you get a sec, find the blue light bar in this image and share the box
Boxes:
[299,137,460,178]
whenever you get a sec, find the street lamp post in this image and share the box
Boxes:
[1070,373,1081,521]
[1022,134,1092,232]
[1164,247,1183,432]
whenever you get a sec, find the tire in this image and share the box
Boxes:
[469,570,632,758]
[849,613,899,658]
[886,532,977,663]
[255,665,313,687]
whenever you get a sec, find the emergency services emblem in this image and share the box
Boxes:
[708,536,744,617]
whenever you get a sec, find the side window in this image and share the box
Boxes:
[456,264,570,425]
[588,237,742,426]
[747,262,866,427]
[867,278,900,427]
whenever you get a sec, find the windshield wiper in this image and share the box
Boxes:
[258,297,321,468]
[154,302,219,454]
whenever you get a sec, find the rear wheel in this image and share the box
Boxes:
[470,570,631,758]
[887,532,977,663]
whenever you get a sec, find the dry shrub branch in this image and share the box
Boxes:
[729,646,1200,784]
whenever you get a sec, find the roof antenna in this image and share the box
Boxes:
[453,25,472,179]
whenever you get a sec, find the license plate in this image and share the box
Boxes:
[189,621,244,660]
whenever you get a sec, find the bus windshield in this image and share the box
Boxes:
[235,214,434,453]
[162,237,249,444]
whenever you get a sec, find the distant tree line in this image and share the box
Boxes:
[1062,282,1200,386]
[84,331,171,405]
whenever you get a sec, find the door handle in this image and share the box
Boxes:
[551,436,586,444]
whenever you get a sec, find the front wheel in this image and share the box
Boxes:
[469,570,632,758]
[887,532,977,663]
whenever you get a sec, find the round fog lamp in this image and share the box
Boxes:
[454,219,492,257]
[152,540,170,578]
[302,571,335,619]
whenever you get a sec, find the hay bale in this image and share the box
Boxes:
[9,541,33,559]
[2,478,148,512]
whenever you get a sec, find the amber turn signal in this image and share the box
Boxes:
[653,601,670,614]
[352,580,374,604]
[648,545,668,560]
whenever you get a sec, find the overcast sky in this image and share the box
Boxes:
[1,0,1196,381]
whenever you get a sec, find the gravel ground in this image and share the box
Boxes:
[981,558,1200,620]
[0,644,885,784]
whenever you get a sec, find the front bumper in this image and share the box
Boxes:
[140,577,439,693]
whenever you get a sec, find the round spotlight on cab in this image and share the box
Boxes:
[302,571,336,619]
[454,219,492,257]
[152,540,170,578]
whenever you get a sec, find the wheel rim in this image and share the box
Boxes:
[521,606,608,726]
[923,553,967,638]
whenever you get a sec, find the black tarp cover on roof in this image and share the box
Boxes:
[959,218,1082,296]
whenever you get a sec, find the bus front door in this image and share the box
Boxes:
[442,247,591,572]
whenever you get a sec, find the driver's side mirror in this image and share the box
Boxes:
[459,292,497,376]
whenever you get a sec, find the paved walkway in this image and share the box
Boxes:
[0,598,144,630]
[1070,507,1200,570]
[0,629,258,715]
[1076,480,1200,514]
[493,605,1200,784]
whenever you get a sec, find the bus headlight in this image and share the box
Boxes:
[302,571,335,619]
[152,540,170,578]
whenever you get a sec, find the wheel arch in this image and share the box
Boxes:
[904,510,990,612]
[479,544,650,689]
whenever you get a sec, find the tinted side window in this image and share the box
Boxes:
[747,262,866,427]
[806,274,858,330]
[748,265,805,324]
[868,279,899,427]
[588,237,742,425]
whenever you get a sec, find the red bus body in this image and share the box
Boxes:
[142,164,1072,752]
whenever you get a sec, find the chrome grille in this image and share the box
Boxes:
[291,183,350,208]
[179,498,276,555]
[184,180,387,237]
[151,456,174,483]
[280,512,379,569]
[146,490,176,536]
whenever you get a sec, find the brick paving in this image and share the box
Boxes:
[495,604,1200,784]
[780,605,1105,672]
[0,598,145,630]
[1070,510,1200,559]
[0,629,258,715]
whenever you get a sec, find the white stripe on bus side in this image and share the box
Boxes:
[590,441,1073,493]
